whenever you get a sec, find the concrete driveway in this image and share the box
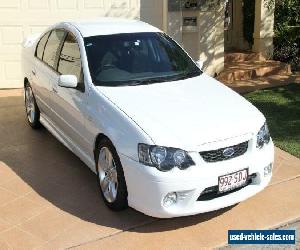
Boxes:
[0,90,299,249]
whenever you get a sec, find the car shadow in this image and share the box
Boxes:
[0,95,233,233]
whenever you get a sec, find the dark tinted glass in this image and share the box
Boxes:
[43,29,65,68]
[36,32,50,59]
[84,32,201,86]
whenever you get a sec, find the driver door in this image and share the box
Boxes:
[50,32,90,155]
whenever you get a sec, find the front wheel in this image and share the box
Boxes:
[24,84,41,129]
[95,138,128,211]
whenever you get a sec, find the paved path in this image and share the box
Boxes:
[0,90,299,249]
[223,74,300,94]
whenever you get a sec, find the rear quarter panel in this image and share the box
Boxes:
[21,34,40,87]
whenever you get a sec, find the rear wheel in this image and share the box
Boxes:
[24,83,41,129]
[95,138,128,211]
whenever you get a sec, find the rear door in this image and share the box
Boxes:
[32,31,51,113]
[34,29,66,119]
[40,29,66,121]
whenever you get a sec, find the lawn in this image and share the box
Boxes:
[245,83,300,158]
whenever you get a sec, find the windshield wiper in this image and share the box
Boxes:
[125,76,177,86]
[172,71,201,81]
[95,71,202,87]
[126,71,202,86]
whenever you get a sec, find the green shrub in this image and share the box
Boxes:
[265,0,300,71]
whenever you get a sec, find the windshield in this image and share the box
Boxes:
[84,32,201,86]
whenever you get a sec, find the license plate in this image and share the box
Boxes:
[218,169,248,193]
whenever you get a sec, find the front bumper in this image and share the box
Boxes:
[120,140,274,218]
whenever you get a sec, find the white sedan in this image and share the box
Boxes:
[22,18,274,218]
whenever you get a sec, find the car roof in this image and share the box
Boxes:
[62,18,161,37]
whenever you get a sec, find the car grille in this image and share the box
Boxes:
[199,141,248,163]
[197,173,256,201]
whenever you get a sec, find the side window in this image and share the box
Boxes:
[58,33,84,91]
[43,29,65,68]
[36,32,50,60]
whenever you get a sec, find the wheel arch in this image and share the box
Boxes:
[93,133,111,161]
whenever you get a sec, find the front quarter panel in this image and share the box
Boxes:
[85,87,154,166]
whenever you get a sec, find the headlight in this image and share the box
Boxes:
[256,122,270,148]
[138,144,195,171]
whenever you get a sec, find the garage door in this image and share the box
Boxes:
[0,0,140,89]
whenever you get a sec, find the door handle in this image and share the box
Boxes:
[31,69,36,76]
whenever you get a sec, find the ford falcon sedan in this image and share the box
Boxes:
[21,18,274,218]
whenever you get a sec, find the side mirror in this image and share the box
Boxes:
[195,60,204,70]
[58,75,78,88]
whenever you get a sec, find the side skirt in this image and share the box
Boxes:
[40,113,97,174]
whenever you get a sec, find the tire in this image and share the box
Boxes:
[24,83,41,129]
[95,138,128,211]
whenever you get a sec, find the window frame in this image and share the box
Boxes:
[57,31,85,92]
[34,29,66,73]
[35,31,51,60]
[42,29,66,71]
[34,28,85,92]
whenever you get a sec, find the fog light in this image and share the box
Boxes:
[163,192,177,207]
[264,163,273,177]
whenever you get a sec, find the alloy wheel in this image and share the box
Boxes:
[98,147,118,203]
[25,86,35,123]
